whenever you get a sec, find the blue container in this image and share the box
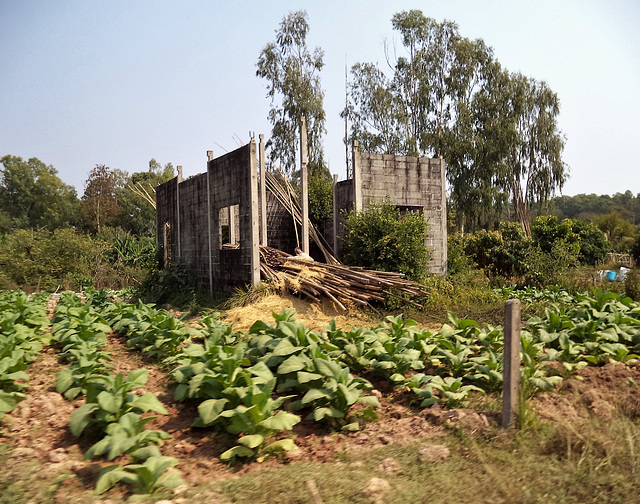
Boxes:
[606,270,617,281]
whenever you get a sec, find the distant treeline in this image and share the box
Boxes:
[550,191,640,224]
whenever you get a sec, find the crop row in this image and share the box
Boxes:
[0,291,50,417]
[50,291,184,495]
[85,287,640,462]
[4,286,639,495]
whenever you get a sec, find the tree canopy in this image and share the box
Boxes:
[344,10,568,234]
[0,155,79,232]
[81,164,124,234]
[116,159,174,236]
[257,10,327,177]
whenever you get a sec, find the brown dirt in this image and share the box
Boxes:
[532,361,640,423]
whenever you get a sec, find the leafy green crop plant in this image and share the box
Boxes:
[96,455,185,495]
[69,369,167,438]
[195,366,301,461]
[85,412,171,460]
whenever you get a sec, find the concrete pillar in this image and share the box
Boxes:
[502,299,522,428]
[332,174,338,257]
[439,157,448,276]
[206,152,213,295]
[352,140,362,212]
[163,223,169,268]
[249,140,260,287]
[300,116,309,254]
[259,134,267,247]
[176,166,182,258]
[229,206,237,243]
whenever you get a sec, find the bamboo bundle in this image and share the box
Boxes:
[264,169,340,265]
[259,246,429,311]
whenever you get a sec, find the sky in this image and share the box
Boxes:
[1,0,639,198]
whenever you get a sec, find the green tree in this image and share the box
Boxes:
[307,173,332,230]
[344,11,568,234]
[81,165,124,234]
[256,10,326,176]
[594,211,636,252]
[499,73,568,235]
[0,155,79,231]
[530,215,578,255]
[343,62,402,155]
[0,228,100,291]
[570,219,609,265]
[345,12,508,232]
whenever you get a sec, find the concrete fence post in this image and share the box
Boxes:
[502,299,522,428]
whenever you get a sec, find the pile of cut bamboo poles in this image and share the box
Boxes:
[264,169,339,265]
[260,246,429,311]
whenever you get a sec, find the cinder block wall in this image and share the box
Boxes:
[333,179,354,258]
[336,152,447,276]
[156,143,260,293]
[177,173,209,286]
[264,192,298,254]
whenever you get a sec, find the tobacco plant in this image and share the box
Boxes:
[69,369,167,437]
[96,455,185,495]
[85,412,171,460]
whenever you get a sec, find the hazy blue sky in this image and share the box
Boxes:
[1,0,639,197]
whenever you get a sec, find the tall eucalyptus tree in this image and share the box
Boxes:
[256,10,326,176]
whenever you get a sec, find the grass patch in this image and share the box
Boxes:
[217,415,640,504]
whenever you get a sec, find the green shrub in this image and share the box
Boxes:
[343,203,430,283]
[0,228,156,291]
[625,269,640,302]
[460,218,581,287]
[570,219,610,265]
[446,233,475,277]
[531,216,579,254]
[308,173,333,229]
[0,229,101,291]
[631,236,640,265]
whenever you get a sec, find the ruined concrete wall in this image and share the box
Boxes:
[156,142,259,293]
[207,143,259,290]
[336,151,447,276]
[176,173,210,287]
[156,178,177,268]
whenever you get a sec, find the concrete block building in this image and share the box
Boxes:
[155,139,447,294]
[333,144,447,276]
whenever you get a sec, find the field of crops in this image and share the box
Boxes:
[1,286,640,501]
